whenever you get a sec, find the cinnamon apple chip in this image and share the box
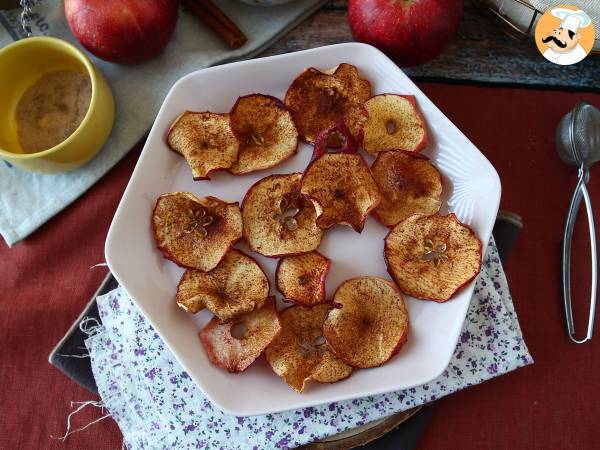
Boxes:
[176,249,269,321]
[152,193,242,271]
[300,123,381,232]
[199,297,282,373]
[384,214,482,302]
[323,277,409,369]
[276,252,330,306]
[371,151,443,227]
[167,111,239,180]
[229,94,298,175]
[363,94,428,156]
[265,304,352,392]
[242,173,324,257]
[285,63,371,144]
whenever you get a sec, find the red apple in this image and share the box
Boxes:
[348,0,463,67]
[64,0,179,64]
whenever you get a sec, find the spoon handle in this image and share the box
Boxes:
[562,170,597,344]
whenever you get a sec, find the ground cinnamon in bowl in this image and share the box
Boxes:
[15,70,91,154]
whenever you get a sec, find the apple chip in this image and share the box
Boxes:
[300,123,381,232]
[284,63,371,144]
[371,151,443,227]
[152,192,242,271]
[323,277,409,369]
[242,173,324,257]
[229,94,298,175]
[384,213,482,302]
[362,94,428,156]
[176,249,269,321]
[265,304,352,392]
[199,297,282,373]
[276,252,330,306]
[167,111,239,180]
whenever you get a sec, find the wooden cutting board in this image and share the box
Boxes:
[306,407,422,450]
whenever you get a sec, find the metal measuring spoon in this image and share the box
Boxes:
[556,101,600,344]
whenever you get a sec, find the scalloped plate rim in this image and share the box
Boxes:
[105,43,501,416]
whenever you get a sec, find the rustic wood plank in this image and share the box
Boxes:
[262,8,351,57]
[262,0,599,90]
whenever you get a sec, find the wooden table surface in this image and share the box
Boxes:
[265,1,351,56]
[1,2,600,450]
[266,1,600,90]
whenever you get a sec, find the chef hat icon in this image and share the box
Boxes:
[551,8,592,33]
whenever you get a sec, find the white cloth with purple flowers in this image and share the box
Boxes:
[85,238,533,450]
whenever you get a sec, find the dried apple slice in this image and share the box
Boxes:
[265,304,352,392]
[323,277,409,369]
[176,249,269,321]
[167,111,239,180]
[242,173,324,257]
[229,94,298,175]
[371,150,443,227]
[300,123,381,232]
[384,213,483,302]
[276,252,330,306]
[199,297,282,373]
[152,192,242,271]
[362,94,428,156]
[284,63,371,145]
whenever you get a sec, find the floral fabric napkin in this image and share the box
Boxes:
[85,238,533,449]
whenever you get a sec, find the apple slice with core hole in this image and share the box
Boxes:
[152,192,242,272]
[167,111,239,180]
[199,297,282,373]
[176,249,270,321]
[242,173,324,257]
[323,277,409,369]
[371,150,443,227]
[300,123,381,232]
[276,252,331,306]
[284,63,370,145]
[362,94,428,156]
[265,304,352,392]
[229,94,298,175]
[384,213,483,302]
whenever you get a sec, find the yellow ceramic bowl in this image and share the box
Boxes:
[0,36,114,173]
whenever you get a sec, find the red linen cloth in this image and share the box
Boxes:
[0,83,599,449]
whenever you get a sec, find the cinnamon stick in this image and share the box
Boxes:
[185,0,247,49]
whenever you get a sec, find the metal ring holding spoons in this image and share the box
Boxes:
[556,101,600,344]
[19,0,38,37]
